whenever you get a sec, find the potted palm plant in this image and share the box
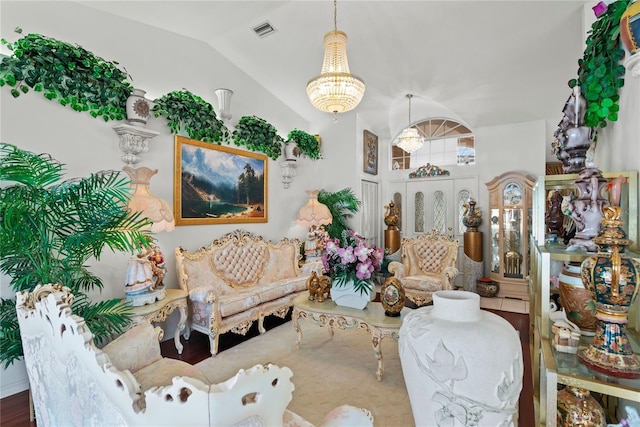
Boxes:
[317,188,361,239]
[0,143,153,368]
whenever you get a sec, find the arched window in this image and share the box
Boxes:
[391,118,474,170]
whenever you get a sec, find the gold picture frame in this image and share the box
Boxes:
[363,130,378,175]
[174,136,268,225]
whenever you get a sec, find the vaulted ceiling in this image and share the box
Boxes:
[80,1,589,140]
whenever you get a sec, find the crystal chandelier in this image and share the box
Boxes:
[306,0,365,117]
[396,94,423,153]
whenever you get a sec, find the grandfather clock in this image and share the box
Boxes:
[485,171,535,300]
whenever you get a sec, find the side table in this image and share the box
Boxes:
[129,288,188,354]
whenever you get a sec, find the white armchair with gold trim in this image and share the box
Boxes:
[388,230,459,306]
[16,284,373,427]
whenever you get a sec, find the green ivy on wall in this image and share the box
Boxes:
[0,28,321,161]
[0,28,133,121]
[568,0,632,129]
[152,90,228,143]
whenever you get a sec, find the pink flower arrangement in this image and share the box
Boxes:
[322,229,384,293]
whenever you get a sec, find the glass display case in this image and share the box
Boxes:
[530,171,639,426]
[485,171,535,300]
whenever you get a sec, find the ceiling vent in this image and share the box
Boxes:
[252,21,276,38]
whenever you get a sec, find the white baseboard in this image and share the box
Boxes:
[1,377,29,399]
[1,359,29,399]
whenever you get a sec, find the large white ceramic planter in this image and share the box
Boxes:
[399,290,523,427]
[330,280,374,310]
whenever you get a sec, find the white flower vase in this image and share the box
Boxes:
[399,290,523,427]
[330,280,374,310]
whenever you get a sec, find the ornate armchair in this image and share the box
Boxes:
[388,230,459,306]
[16,284,374,426]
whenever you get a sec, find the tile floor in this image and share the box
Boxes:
[480,296,529,314]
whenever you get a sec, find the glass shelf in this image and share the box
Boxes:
[542,337,640,401]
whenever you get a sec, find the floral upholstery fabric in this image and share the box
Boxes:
[101,321,161,373]
[260,245,298,284]
[133,357,209,396]
[402,276,445,292]
[191,300,213,328]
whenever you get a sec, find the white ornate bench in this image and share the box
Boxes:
[16,284,374,427]
[175,229,321,356]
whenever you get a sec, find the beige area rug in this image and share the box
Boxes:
[196,322,415,426]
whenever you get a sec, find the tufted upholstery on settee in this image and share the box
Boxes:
[16,284,374,427]
[388,229,459,306]
[175,229,322,356]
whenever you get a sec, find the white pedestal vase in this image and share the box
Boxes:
[330,280,374,310]
[399,290,523,427]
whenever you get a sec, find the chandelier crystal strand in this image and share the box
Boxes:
[396,94,424,153]
[306,0,365,115]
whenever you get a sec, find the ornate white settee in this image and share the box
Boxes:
[175,229,321,356]
[16,284,374,427]
[388,230,459,306]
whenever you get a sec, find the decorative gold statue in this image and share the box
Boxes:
[307,271,331,303]
[384,201,401,253]
[384,201,399,229]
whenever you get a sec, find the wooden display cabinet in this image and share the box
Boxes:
[485,171,536,300]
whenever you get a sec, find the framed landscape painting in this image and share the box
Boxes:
[174,136,268,225]
[363,129,378,175]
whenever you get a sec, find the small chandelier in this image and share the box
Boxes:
[306,0,365,117]
[396,94,423,154]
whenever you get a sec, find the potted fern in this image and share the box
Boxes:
[286,129,321,160]
[0,143,153,368]
[232,115,284,160]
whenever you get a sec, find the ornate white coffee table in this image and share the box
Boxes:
[292,293,412,381]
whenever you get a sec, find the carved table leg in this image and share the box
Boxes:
[292,307,303,349]
[371,329,384,382]
[174,302,187,354]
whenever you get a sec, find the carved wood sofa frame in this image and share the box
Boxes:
[175,229,321,356]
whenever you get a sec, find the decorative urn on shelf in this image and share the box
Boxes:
[577,206,640,378]
[126,88,151,127]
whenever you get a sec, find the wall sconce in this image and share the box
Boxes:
[281,160,297,189]
[214,88,234,121]
[113,124,160,165]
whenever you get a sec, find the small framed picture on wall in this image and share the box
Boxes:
[363,129,378,175]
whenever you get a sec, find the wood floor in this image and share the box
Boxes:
[0,310,533,427]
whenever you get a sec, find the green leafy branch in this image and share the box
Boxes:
[0,28,133,121]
